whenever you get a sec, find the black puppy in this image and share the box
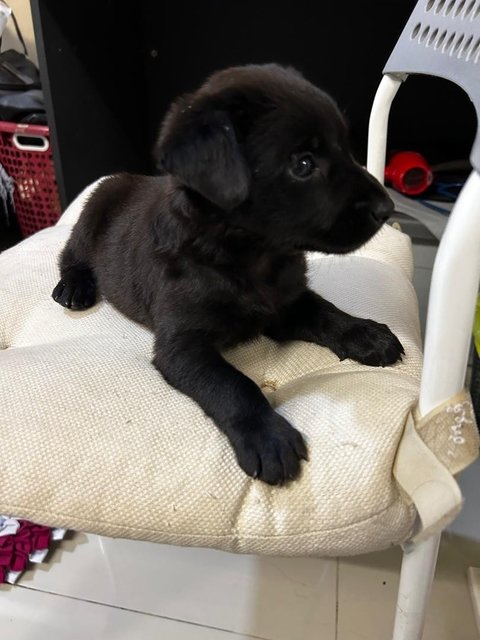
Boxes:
[52,64,403,485]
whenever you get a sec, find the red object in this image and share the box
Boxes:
[385,151,433,196]
[0,121,61,237]
[0,520,51,582]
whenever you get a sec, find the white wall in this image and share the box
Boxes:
[1,0,38,67]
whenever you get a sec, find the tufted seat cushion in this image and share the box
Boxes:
[0,180,424,556]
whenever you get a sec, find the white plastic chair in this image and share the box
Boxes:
[368,1,480,637]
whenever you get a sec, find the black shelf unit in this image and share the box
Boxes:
[31,0,476,208]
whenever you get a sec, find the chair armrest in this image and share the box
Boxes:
[420,170,480,415]
[367,74,480,417]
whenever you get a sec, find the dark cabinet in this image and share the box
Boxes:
[31,0,476,208]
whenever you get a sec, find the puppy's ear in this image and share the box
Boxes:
[155,103,250,211]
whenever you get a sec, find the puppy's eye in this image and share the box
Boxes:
[288,153,316,180]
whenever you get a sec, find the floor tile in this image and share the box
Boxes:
[448,459,480,543]
[468,567,480,635]
[0,585,255,640]
[17,534,337,640]
[337,533,480,640]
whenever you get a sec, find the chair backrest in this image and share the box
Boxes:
[383,0,480,171]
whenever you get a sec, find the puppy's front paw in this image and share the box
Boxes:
[335,319,404,367]
[231,412,308,485]
[52,277,96,310]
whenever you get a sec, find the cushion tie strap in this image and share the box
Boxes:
[394,390,479,543]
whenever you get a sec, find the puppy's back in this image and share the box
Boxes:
[62,174,172,325]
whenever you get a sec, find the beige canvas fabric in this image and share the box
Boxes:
[0,180,472,556]
[393,390,479,543]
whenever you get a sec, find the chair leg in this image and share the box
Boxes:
[392,533,441,640]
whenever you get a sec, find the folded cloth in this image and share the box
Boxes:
[0,162,14,226]
[0,515,66,584]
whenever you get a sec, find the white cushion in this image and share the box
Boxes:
[0,181,422,556]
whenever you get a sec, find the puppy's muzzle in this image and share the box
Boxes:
[355,193,394,224]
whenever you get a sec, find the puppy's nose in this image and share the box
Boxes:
[368,195,394,223]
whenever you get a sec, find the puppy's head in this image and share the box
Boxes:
[155,64,393,254]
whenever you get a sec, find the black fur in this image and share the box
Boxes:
[52,64,403,485]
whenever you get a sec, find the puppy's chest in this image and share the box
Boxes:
[218,253,306,321]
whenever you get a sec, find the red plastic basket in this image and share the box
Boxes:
[0,121,61,237]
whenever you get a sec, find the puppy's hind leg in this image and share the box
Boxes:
[52,241,97,311]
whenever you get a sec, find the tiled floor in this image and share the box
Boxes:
[1,532,479,639]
